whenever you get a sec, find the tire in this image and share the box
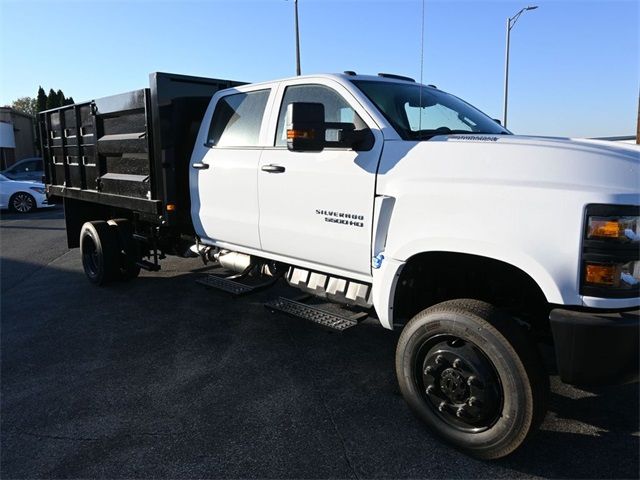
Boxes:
[9,192,36,213]
[79,221,120,285]
[107,218,141,280]
[395,299,548,460]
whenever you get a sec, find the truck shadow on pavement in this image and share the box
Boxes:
[502,383,638,478]
[1,256,638,479]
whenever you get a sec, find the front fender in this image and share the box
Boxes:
[372,239,569,330]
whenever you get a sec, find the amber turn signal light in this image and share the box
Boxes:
[585,263,619,287]
[286,129,315,140]
[166,203,176,212]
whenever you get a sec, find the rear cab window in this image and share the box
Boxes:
[207,89,270,147]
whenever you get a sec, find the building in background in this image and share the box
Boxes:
[0,108,36,169]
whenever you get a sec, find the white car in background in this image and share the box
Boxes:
[0,174,54,213]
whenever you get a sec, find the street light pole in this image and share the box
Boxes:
[503,16,511,128]
[503,5,538,128]
[294,0,301,76]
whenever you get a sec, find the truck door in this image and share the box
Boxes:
[190,88,271,249]
[258,82,383,276]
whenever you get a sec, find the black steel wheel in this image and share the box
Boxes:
[396,299,548,460]
[79,221,120,285]
[9,192,36,213]
[418,334,502,433]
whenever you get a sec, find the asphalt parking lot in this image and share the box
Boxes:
[1,206,638,479]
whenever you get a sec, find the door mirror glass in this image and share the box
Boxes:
[286,102,326,152]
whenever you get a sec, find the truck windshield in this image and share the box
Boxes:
[352,80,510,140]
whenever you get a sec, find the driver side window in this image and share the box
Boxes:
[275,84,365,146]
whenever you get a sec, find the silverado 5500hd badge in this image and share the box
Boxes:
[316,209,365,228]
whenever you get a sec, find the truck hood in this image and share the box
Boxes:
[444,134,639,158]
[380,134,639,197]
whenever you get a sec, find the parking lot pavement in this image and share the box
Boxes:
[1,207,638,479]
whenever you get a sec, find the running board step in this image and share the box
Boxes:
[136,259,160,272]
[265,296,368,331]
[197,271,277,296]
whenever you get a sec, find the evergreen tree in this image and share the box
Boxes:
[36,86,47,113]
[56,89,65,107]
[64,96,75,106]
[45,88,58,110]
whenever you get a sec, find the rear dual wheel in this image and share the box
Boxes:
[108,218,141,280]
[80,219,140,285]
[396,299,548,460]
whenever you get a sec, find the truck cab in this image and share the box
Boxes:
[189,72,638,322]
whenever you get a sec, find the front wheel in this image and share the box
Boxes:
[395,299,548,460]
[9,192,36,213]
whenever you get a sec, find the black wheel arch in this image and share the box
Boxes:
[392,252,550,333]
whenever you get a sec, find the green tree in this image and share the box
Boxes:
[64,96,75,106]
[11,97,37,117]
[45,88,58,110]
[56,89,66,107]
[36,86,47,113]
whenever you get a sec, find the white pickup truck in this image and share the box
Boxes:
[40,71,639,459]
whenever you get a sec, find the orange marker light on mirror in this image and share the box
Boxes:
[286,129,315,140]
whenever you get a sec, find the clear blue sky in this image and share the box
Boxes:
[1,0,637,137]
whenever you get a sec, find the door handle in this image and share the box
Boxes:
[261,164,286,173]
[192,162,210,170]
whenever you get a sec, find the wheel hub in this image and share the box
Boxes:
[421,337,501,430]
[439,368,468,403]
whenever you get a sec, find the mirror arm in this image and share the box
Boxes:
[339,128,374,151]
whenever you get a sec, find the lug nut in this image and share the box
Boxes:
[453,358,463,369]
[467,376,482,388]
[424,365,435,375]
[456,407,465,418]
[438,401,447,412]
[426,385,435,394]
[467,396,479,407]
[435,355,446,365]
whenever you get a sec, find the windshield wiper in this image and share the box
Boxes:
[409,129,470,140]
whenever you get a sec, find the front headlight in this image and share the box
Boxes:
[582,205,640,298]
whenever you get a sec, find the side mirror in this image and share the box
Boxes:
[286,102,326,152]
[493,118,502,126]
